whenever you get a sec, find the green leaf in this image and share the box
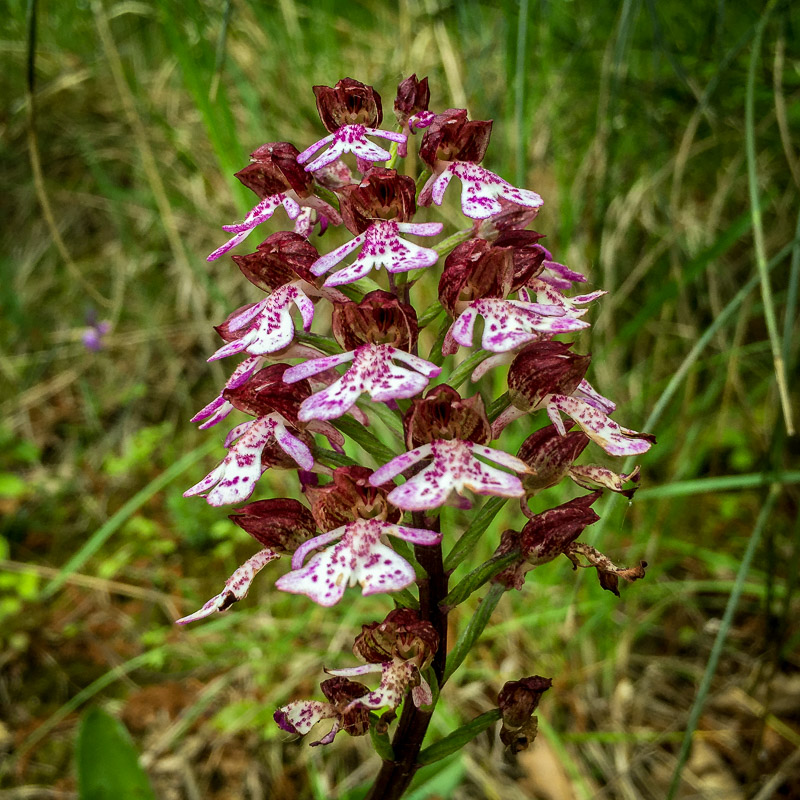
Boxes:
[444,496,507,572]
[76,707,157,800]
[440,551,519,609]
[443,583,505,685]
[369,715,395,761]
[416,709,502,765]
[417,301,445,328]
[295,331,342,355]
[332,416,399,463]
[445,350,492,390]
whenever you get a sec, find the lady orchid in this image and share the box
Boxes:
[179,76,654,800]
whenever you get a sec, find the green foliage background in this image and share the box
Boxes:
[1,0,798,797]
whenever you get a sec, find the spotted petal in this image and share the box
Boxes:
[372,440,528,511]
[276,519,438,606]
[207,194,301,261]
[549,395,654,456]
[290,344,440,422]
[449,298,589,354]
[421,162,544,220]
[297,125,407,172]
[176,548,279,624]
[209,285,314,361]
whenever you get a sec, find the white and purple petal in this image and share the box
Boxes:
[176,548,279,624]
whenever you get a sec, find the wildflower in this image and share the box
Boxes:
[420,161,543,220]
[444,297,588,355]
[327,659,432,711]
[369,439,530,511]
[310,220,442,287]
[190,356,265,430]
[275,518,441,606]
[208,284,314,361]
[418,108,493,167]
[275,676,371,746]
[82,318,111,351]
[183,414,313,506]
[282,343,441,422]
[402,385,491,449]
[177,499,317,623]
[297,124,407,173]
[332,290,418,352]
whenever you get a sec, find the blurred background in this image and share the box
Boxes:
[1,0,798,797]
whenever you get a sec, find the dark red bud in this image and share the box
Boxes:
[332,290,418,352]
[304,466,402,531]
[517,426,590,494]
[235,142,312,198]
[438,239,513,316]
[508,342,591,411]
[394,74,431,124]
[229,498,317,552]
[223,364,311,424]
[338,168,417,234]
[419,109,492,167]
[313,78,382,132]
[231,232,320,293]
[402,385,491,448]
[520,492,602,565]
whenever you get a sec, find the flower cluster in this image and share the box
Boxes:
[180,76,654,759]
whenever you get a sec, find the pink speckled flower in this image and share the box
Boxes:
[208,194,341,261]
[327,659,432,711]
[520,278,606,313]
[191,356,265,430]
[275,518,441,606]
[420,161,544,220]
[283,343,441,422]
[176,548,279,624]
[184,414,313,506]
[545,394,654,457]
[310,220,443,287]
[297,124,407,172]
[208,284,314,361]
[445,297,590,355]
[369,439,530,511]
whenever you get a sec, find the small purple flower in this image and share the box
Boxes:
[297,124,407,172]
[176,548,280,624]
[283,343,441,422]
[420,161,544,220]
[275,518,441,606]
[82,320,111,351]
[369,439,530,511]
[445,297,590,354]
[184,414,313,506]
[208,284,314,361]
[310,220,443,287]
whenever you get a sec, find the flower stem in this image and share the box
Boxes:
[364,515,448,800]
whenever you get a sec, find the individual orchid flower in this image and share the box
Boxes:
[208,284,314,361]
[297,124,407,172]
[176,548,279,624]
[282,343,441,422]
[369,439,530,511]
[327,659,432,712]
[274,677,371,747]
[310,220,443,287]
[275,518,441,606]
[546,394,654,457]
[190,356,265,430]
[445,297,589,355]
[519,277,607,313]
[208,193,341,261]
[420,161,544,220]
[184,414,313,506]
